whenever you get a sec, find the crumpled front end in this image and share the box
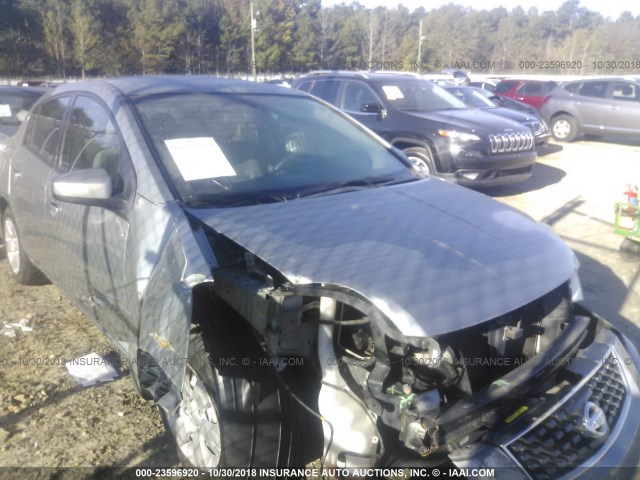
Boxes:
[210,247,640,477]
[186,179,640,475]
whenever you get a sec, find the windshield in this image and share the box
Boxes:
[375,79,467,112]
[134,93,418,207]
[0,89,44,126]
[445,87,496,108]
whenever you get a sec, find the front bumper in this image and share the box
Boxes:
[450,311,640,479]
[434,141,537,187]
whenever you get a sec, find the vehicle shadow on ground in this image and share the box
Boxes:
[479,162,567,198]
[536,142,563,157]
[572,248,640,350]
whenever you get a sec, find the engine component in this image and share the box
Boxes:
[317,297,379,468]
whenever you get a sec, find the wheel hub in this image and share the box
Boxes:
[553,120,570,139]
[173,365,222,467]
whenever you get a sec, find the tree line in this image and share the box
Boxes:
[1,0,639,79]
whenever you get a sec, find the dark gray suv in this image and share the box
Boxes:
[292,71,537,187]
[540,77,640,141]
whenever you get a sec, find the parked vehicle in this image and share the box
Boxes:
[292,71,537,187]
[468,80,497,93]
[540,77,640,142]
[443,85,550,145]
[495,79,558,110]
[0,86,47,140]
[442,68,470,85]
[2,76,639,475]
[474,87,539,116]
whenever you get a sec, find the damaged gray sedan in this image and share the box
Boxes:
[1,76,639,477]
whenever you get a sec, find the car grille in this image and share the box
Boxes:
[506,353,627,480]
[528,123,546,136]
[488,132,534,154]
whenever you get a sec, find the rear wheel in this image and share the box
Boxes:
[550,114,578,142]
[2,207,45,285]
[163,322,302,468]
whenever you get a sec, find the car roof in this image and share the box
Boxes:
[0,86,48,94]
[563,76,640,83]
[50,75,308,98]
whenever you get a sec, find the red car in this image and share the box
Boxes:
[495,79,557,110]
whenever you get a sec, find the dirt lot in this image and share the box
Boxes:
[1,137,639,476]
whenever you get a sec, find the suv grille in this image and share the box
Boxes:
[528,123,545,136]
[506,353,627,480]
[489,132,534,154]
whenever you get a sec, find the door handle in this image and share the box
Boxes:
[12,168,21,179]
[607,105,620,110]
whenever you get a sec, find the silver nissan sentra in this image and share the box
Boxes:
[1,76,639,477]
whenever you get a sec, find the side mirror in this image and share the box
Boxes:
[52,168,114,206]
[360,103,387,119]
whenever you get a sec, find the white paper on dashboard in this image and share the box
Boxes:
[382,86,404,100]
[0,104,12,118]
[165,137,236,181]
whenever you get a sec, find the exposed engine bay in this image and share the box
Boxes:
[204,232,598,469]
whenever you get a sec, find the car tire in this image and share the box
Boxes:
[403,146,436,174]
[550,115,578,142]
[2,207,45,285]
[162,322,302,469]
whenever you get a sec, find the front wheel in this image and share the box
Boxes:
[2,207,45,285]
[163,324,302,468]
[403,146,436,174]
[550,115,578,142]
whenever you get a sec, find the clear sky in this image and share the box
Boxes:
[321,0,640,21]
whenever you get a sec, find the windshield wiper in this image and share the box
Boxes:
[189,191,295,208]
[295,176,415,199]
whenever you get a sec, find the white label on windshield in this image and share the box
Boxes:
[382,86,404,100]
[165,137,236,181]
[0,104,11,118]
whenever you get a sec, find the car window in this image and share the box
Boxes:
[446,87,494,108]
[563,82,581,93]
[519,82,543,96]
[495,80,520,94]
[341,81,381,111]
[0,90,44,127]
[296,81,313,93]
[133,93,417,206]
[60,96,123,182]
[305,79,339,104]
[374,79,466,111]
[24,96,70,164]
[578,81,608,98]
[542,82,557,94]
[611,82,639,101]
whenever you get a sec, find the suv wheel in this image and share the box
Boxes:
[2,207,45,285]
[403,146,435,174]
[163,323,301,468]
[550,114,578,142]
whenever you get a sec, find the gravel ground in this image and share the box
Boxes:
[0,261,180,476]
[1,136,639,478]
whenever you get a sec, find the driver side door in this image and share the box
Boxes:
[49,94,136,344]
